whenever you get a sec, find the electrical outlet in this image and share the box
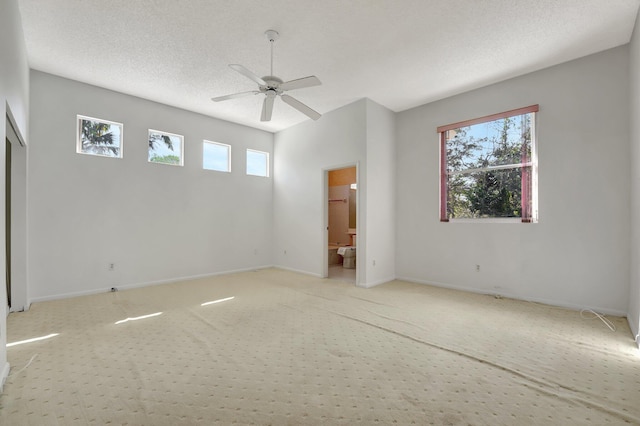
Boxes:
[475,264,480,272]
[284,250,287,255]
[108,263,115,271]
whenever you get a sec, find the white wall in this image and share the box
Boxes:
[0,0,30,389]
[273,100,367,280]
[364,99,396,287]
[629,10,640,346]
[28,71,274,301]
[273,99,396,288]
[396,47,630,315]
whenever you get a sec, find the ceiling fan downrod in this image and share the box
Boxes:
[265,30,279,77]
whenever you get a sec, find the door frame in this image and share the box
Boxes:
[321,162,359,285]
[6,106,28,312]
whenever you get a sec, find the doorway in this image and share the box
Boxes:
[5,137,11,308]
[325,165,357,283]
[5,110,28,312]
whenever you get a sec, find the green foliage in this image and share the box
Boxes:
[446,115,531,219]
[148,133,180,164]
[149,154,180,165]
[466,170,521,218]
[80,119,118,156]
[149,133,174,151]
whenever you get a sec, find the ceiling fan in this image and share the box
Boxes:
[212,30,322,122]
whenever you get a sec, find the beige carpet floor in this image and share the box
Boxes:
[1,268,639,425]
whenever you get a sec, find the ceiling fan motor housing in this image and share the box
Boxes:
[261,76,283,94]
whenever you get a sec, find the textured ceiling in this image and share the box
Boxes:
[16,0,640,132]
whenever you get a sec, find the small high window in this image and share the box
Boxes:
[203,141,231,172]
[438,105,538,222]
[148,130,184,166]
[246,149,269,177]
[77,115,123,158]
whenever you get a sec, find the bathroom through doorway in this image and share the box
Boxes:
[325,165,357,284]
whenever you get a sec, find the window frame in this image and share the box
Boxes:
[76,115,124,159]
[246,148,270,177]
[148,129,184,167]
[438,104,539,223]
[203,140,231,173]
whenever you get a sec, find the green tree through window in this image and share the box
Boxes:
[439,105,538,222]
[77,116,122,158]
[148,130,183,166]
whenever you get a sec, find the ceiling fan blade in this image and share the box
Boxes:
[229,64,267,86]
[279,76,322,92]
[211,90,259,102]
[281,94,321,120]
[261,94,275,122]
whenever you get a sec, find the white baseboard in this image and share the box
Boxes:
[1,362,10,393]
[396,275,627,317]
[27,269,629,322]
[30,265,275,304]
[359,276,395,289]
[115,265,275,292]
[629,319,640,350]
[9,303,31,313]
[273,265,323,278]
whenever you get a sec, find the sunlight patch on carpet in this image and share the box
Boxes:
[115,312,162,325]
[7,333,59,347]
[201,296,234,306]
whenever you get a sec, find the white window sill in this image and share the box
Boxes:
[447,218,532,224]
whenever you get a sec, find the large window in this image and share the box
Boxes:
[203,141,231,172]
[246,149,269,177]
[438,105,538,222]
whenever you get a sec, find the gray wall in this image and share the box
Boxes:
[273,100,367,281]
[28,71,274,301]
[364,99,396,286]
[395,46,631,315]
[629,9,640,346]
[0,0,30,388]
[272,99,396,287]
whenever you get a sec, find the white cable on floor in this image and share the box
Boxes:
[580,309,616,332]
[9,354,38,377]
